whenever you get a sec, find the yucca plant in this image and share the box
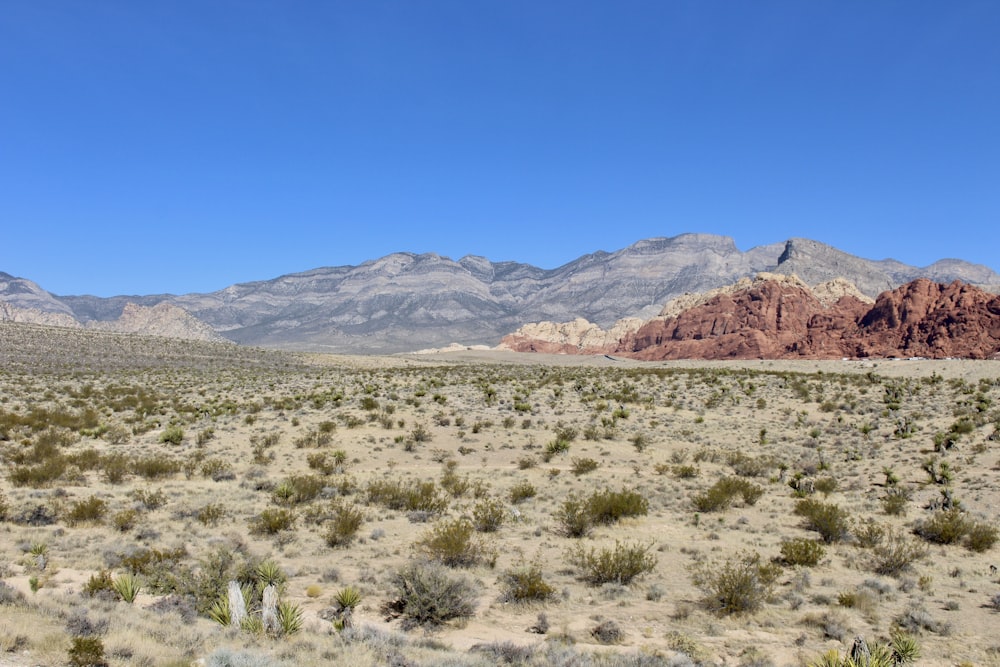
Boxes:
[277,601,303,635]
[256,560,286,590]
[112,572,141,604]
[334,586,362,611]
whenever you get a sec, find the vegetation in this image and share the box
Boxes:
[0,322,996,664]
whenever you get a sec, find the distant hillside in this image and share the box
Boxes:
[3,235,998,353]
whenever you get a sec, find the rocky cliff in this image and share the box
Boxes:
[501,276,1000,360]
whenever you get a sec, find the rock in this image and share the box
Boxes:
[855,279,1000,359]
[500,276,1000,361]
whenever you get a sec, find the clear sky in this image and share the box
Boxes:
[2,1,998,297]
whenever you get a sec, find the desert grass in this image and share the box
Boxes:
[1,322,1000,666]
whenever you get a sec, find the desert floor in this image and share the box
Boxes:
[1,323,999,667]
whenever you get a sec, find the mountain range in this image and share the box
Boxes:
[2,234,998,353]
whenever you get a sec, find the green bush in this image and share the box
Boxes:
[569,541,657,586]
[964,520,998,553]
[471,498,506,533]
[541,439,570,462]
[365,478,448,514]
[131,454,180,480]
[415,517,495,568]
[882,488,910,516]
[794,498,851,543]
[570,457,600,476]
[692,551,780,615]
[65,495,108,526]
[499,562,555,603]
[159,425,184,445]
[692,477,764,512]
[914,508,969,545]
[508,481,537,504]
[384,560,478,629]
[272,474,325,505]
[555,495,593,538]
[586,488,649,524]
[324,503,365,548]
[68,636,107,667]
[249,508,296,535]
[778,538,825,567]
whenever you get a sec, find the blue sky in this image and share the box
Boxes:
[2,1,998,297]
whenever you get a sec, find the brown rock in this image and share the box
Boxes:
[622,279,869,360]
[854,279,1000,359]
[498,276,1000,361]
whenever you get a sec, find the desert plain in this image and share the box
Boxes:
[1,322,999,667]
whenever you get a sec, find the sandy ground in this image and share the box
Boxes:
[1,327,999,666]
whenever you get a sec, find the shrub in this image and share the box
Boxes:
[590,619,624,644]
[415,518,495,568]
[882,488,910,516]
[779,538,825,567]
[83,570,117,599]
[273,474,325,505]
[383,560,478,628]
[249,509,296,535]
[471,497,506,533]
[965,520,998,553]
[499,562,555,603]
[324,503,365,548]
[555,495,592,538]
[334,586,362,611]
[870,530,928,577]
[570,457,600,476]
[68,636,107,667]
[586,488,649,524]
[365,479,448,514]
[159,425,184,445]
[197,503,226,526]
[692,477,763,512]
[200,458,234,481]
[65,495,108,526]
[914,508,969,545]
[794,498,851,543]
[673,464,699,479]
[101,453,129,484]
[509,481,536,504]
[131,454,180,480]
[112,509,137,532]
[692,551,780,615]
[569,541,657,585]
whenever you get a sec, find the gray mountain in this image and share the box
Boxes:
[3,234,998,353]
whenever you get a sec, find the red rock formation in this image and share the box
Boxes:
[500,277,1000,360]
[853,279,1000,359]
[621,280,869,360]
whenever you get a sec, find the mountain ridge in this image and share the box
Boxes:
[3,234,999,353]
